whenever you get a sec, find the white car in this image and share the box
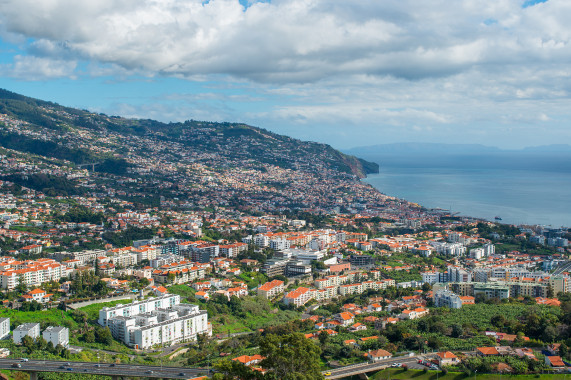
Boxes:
[391,363,402,368]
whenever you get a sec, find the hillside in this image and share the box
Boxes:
[0,88,383,214]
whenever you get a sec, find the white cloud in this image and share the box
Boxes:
[1,0,571,83]
[0,55,77,80]
[1,0,571,148]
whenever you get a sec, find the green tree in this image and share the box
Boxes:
[259,333,323,380]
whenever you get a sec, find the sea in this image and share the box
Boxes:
[361,154,571,228]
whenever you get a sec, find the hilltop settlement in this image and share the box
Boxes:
[0,89,569,379]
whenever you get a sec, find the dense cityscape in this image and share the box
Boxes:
[0,90,567,380]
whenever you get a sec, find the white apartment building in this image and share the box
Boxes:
[448,266,472,283]
[43,326,69,348]
[430,241,466,256]
[470,248,485,260]
[0,260,71,290]
[106,301,209,349]
[99,294,180,326]
[0,318,9,340]
[269,238,290,251]
[257,280,285,299]
[13,323,40,344]
[433,289,463,309]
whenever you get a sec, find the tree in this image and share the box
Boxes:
[15,274,27,294]
[259,333,324,380]
[95,327,113,345]
[450,324,463,338]
[83,330,95,343]
[22,335,35,353]
[318,330,329,346]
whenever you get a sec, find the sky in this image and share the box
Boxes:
[0,0,570,150]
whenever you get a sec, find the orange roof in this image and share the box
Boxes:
[476,347,499,356]
[547,356,565,367]
[338,312,354,320]
[27,288,45,295]
[437,351,458,359]
[368,349,392,358]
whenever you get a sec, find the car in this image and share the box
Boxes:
[146,370,153,374]
[12,363,21,368]
[179,373,186,376]
[323,372,331,376]
[391,363,402,368]
[95,364,101,367]
[21,358,29,362]
[66,363,71,366]
[83,369,88,372]
[59,366,66,369]
[67,368,73,371]
[430,365,439,370]
[109,363,115,367]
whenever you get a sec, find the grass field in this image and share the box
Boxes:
[0,308,78,331]
[371,368,569,380]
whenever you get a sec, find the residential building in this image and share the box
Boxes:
[13,323,40,344]
[43,326,69,348]
[283,287,314,307]
[99,294,180,326]
[433,289,463,309]
[0,318,9,340]
[257,280,285,299]
[366,349,392,362]
[103,298,209,349]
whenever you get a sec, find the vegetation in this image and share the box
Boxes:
[214,332,324,380]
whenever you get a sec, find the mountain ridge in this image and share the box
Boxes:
[0,88,385,214]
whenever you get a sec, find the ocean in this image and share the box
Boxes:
[361,155,571,228]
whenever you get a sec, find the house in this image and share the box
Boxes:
[476,347,499,356]
[399,307,429,320]
[232,354,265,367]
[151,285,169,297]
[366,349,392,362]
[436,351,459,366]
[547,343,561,356]
[545,355,566,369]
[336,312,355,326]
[22,289,52,304]
[349,323,367,332]
[195,291,210,301]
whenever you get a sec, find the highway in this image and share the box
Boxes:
[0,358,212,379]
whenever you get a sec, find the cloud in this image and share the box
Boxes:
[0,55,77,80]
[0,0,570,83]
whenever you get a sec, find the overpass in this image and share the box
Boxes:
[324,355,422,379]
[0,358,212,380]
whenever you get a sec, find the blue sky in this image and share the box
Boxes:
[0,0,570,149]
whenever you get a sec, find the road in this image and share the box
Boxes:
[324,355,427,379]
[0,358,211,379]
[552,261,571,275]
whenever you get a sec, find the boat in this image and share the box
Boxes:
[494,216,502,221]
